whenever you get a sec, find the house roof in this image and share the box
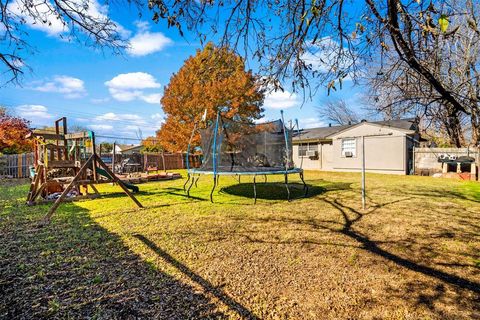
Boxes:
[292,124,351,141]
[293,118,417,141]
[367,118,417,131]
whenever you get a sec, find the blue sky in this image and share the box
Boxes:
[1,1,367,143]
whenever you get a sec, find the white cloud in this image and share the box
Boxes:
[16,104,53,120]
[8,0,66,35]
[94,112,145,124]
[15,104,54,127]
[90,97,110,104]
[151,113,164,121]
[33,75,86,98]
[150,113,166,125]
[127,22,172,56]
[89,124,114,131]
[263,90,299,109]
[105,72,162,104]
[298,117,326,129]
[85,112,158,138]
[141,93,162,104]
[78,0,131,39]
[302,37,353,79]
[105,72,160,90]
[8,0,129,39]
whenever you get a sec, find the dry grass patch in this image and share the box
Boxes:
[1,171,479,319]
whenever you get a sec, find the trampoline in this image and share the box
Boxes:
[183,111,307,203]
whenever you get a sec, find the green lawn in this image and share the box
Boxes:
[1,171,479,319]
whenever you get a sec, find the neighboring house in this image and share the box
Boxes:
[292,118,420,175]
[113,144,143,155]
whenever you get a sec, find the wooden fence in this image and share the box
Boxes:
[143,152,201,171]
[0,153,35,178]
[0,152,200,179]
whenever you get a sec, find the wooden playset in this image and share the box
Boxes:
[26,117,143,221]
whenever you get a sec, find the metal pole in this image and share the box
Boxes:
[295,119,304,169]
[337,132,392,210]
[186,122,198,172]
[280,110,290,170]
[361,135,366,210]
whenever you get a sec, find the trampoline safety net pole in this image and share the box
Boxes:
[295,118,303,169]
[209,111,221,202]
[212,111,221,175]
[184,119,199,193]
[280,110,290,171]
[186,122,198,172]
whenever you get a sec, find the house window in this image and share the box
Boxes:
[341,138,356,157]
[298,143,318,157]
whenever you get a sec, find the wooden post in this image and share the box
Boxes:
[162,150,166,173]
[91,132,98,182]
[43,154,143,223]
[112,142,116,173]
[44,156,94,222]
[471,162,476,180]
[27,164,43,202]
[18,154,22,178]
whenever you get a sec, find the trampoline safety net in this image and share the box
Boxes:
[196,117,294,173]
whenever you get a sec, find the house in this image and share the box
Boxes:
[292,118,420,175]
[113,144,143,155]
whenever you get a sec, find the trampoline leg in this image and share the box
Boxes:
[210,175,217,203]
[284,174,291,201]
[253,175,257,204]
[187,174,195,197]
[300,172,308,197]
[264,174,267,183]
[194,175,199,188]
[183,173,191,192]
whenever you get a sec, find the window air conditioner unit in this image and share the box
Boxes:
[344,151,354,157]
[306,150,318,157]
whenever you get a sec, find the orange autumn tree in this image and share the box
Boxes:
[0,107,32,154]
[153,43,265,152]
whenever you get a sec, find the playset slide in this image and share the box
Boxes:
[95,167,140,193]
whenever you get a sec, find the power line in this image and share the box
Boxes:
[4,102,164,128]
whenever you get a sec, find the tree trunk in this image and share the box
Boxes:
[471,106,480,147]
[444,113,464,147]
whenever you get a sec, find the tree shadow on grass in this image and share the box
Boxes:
[396,186,480,203]
[133,234,259,320]
[225,195,479,316]
[0,203,228,319]
[323,198,480,294]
